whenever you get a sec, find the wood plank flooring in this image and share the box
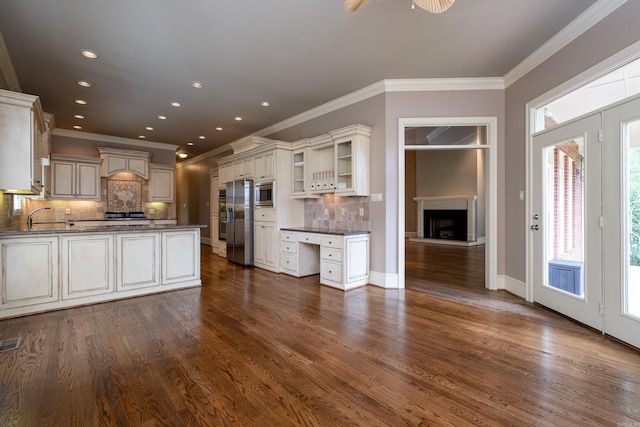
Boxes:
[1,243,639,426]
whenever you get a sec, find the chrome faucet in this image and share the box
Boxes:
[27,207,51,229]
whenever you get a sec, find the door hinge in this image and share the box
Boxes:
[599,302,604,315]
[598,129,604,142]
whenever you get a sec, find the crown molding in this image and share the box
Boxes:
[0,31,21,92]
[52,128,178,151]
[504,0,628,88]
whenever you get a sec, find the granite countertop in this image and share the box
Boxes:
[0,223,206,237]
[280,227,370,236]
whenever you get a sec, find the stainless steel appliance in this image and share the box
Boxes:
[226,179,254,266]
[218,189,227,241]
[254,181,274,208]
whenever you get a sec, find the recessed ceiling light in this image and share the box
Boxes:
[73,125,82,130]
[234,116,242,121]
[146,126,154,131]
[178,153,188,159]
[187,142,194,146]
[75,99,87,105]
[76,80,91,88]
[80,49,98,59]
[261,101,270,107]
[216,127,223,131]
[158,115,167,120]
[191,81,204,89]
[138,135,146,139]
[74,114,84,119]
[171,102,181,107]
[198,135,206,140]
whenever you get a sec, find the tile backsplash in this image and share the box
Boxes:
[305,194,369,231]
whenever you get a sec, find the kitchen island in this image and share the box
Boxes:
[0,223,204,319]
[280,227,370,291]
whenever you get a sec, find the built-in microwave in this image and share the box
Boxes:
[255,181,274,207]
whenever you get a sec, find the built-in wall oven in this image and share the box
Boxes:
[218,189,227,240]
[255,181,274,208]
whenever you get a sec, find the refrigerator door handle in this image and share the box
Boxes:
[227,207,233,222]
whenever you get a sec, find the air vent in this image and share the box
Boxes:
[0,337,21,352]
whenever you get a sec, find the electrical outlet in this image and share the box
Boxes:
[149,208,155,214]
[341,208,346,216]
[359,208,364,216]
[65,208,71,215]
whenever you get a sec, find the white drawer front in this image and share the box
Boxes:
[321,236,342,248]
[281,253,298,270]
[321,262,342,283]
[298,233,322,245]
[281,232,297,242]
[281,241,298,254]
[255,208,276,222]
[321,247,342,263]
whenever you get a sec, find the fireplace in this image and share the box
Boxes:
[413,196,477,242]
[424,209,467,241]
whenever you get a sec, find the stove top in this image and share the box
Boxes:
[105,211,146,219]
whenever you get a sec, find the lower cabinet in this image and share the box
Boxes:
[162,229,200,285]
[61,234,114,299]
[117,233,160,291]
[254,221,278,272]
[0,236,59,308]
[0,227,202,319]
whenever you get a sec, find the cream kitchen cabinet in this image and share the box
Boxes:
[253,151,275,181]
[0,89,49,194]
[50,155,102,200]
[254,221,277,271]
[0,236,59,309]
[61,234,115,299]
[330,124,371,196]
[149,164,175,202]
[116,232,161,291]
[232,158,253,180]
[218,164,232,186]
[162,229,200,285]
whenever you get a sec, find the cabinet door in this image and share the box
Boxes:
[76,163,101,199]
[149,167,175,202]
[50,160,76,198]
[254,152,275,180]
[291,150,306,196]
[117,233,160,291]
[232,159,253,179]
[1,237,59,308]
[345,236,370,282]
[61,234,114,299]
[254,223,266,265]
[255,222,277,269]
[162,230,200,285]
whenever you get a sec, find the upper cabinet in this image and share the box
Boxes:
[330,124,371,196]
[0,89,53,194]
[50,154,102,200]
[98,147,151,179]
[253,151,275,181]
[149,164,175,202]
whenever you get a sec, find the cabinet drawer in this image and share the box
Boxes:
[321,236,343,248]
[321,246,342,263]
[281,232,297,242]
[281,241,297,254]
[281,253,298,270]
[255,208,276,222]
[321,262,342,283]
[298,233,321,245]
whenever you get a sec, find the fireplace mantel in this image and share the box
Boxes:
[413,196,477,242]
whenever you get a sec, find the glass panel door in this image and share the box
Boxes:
[531,114,603,330]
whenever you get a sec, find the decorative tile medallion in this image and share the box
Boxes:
[107,180,142,211]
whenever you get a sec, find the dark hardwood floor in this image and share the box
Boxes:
[1,243,640,426]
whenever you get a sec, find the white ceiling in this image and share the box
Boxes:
[0,0,599,159]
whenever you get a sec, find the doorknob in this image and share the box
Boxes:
[531,224,539,231]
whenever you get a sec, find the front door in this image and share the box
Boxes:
[603,95,640,348]
[531,114,603,330]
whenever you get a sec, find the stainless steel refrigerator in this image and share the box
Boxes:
[226,179,254,266]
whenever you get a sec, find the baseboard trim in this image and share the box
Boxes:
[498,275,526,299]
[369,271,401,289]
[201,237,212,246]
[405,231,417,238]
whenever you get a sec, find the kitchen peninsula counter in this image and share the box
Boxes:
[0,224,204,319]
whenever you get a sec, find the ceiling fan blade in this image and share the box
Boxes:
[344,0,372,13]
[413,0,455,13]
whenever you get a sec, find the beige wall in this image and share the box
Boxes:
[504,1,640,282]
